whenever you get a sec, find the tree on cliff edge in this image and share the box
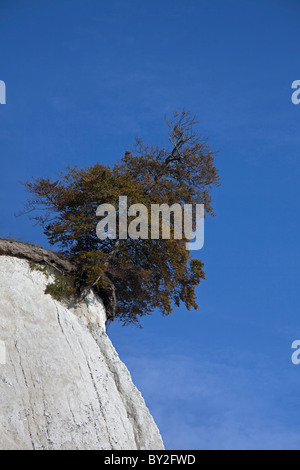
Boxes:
[22,111,220,326]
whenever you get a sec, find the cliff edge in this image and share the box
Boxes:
[0,252,164,450]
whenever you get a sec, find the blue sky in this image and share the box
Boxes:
[1,0,300,450]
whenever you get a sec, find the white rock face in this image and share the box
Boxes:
[0,256,164,450]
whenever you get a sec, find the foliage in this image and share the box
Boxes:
[44,274,77,301]
[22,111,220,326]
[28,261,50,277]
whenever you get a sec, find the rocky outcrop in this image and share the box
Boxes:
[0,238,75,275]
[0,239,117,321]
[0,254,164,450]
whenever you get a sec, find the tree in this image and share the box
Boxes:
[22,110,220,326]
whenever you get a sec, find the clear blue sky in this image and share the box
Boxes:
[1,0,300,450]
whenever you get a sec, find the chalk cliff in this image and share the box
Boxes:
[0,253,164,450]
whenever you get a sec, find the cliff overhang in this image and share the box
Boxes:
[0,239,116,322]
